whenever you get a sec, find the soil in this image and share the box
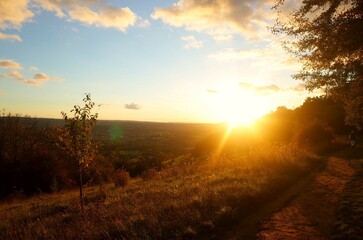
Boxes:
[257,156,355,239]
[224,147,363,240]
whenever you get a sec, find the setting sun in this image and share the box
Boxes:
[1,0,359,239]
[207,83,269,127]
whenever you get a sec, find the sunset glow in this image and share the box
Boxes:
[204,81,279,126]
[0,0,315,123]
[215,88,265,126]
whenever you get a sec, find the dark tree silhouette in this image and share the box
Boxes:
[273,0,363,127]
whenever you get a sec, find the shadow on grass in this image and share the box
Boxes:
[332,145,363,160]
[211,160,326,240]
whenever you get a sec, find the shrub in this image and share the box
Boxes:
[112,169,130,187]
[141,168,160,181]
[85,154,114,184]
[295,121,334,154]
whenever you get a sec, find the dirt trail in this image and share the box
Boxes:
[257,156,355,239]
[223,150,363,240]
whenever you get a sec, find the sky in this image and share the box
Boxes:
[0,0,317,124]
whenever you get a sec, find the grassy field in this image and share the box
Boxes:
[0,144,320,240]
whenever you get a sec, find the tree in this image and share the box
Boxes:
[273,0,363,127]
[59,93,98,211]
[295,96,347,133]
[0,111,63,198]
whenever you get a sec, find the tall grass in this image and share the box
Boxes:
[0,144,318,239]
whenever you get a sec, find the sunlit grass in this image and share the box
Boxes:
[0,144,318,239]
[215,124,234,156]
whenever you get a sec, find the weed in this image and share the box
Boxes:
[112,169,130,187]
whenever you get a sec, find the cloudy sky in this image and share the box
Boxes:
[0,0,315,123]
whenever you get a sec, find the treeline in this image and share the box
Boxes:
[0,115,214,199]
[193,96,351,156]
[0,96,353,199]
[0,112,112,199]
[258,96,348,145]
[0,114,64,198]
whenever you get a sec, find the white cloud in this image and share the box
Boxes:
[0,59,23,69]
[34,0,100,17]
[34,0,68,18]
[0,0,33,30]
[1,70,24,79]
[21,72,62,86]
[125,102,141,110]
[274,0,353,23]
[68,6,136,31]
[33,72,48,80]
[0,32,22,41]
[1,58,63,87]
[289,83,306,92]
[208,45,301,70]
[208,48,265,62]
[239,81,307,94]
[137,18,150,28]
[152,0,275,41]
[255,84,280,93]
[0,0,146,41]
[239,82,280,95]
[239,82,254,90]
[35,0,142,32]
[29,66,39,71]
[207,89,218,94]
[1,69,62,87]
[181,35,203,49]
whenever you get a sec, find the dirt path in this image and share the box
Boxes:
[257,156,355,239]
[222,149,363,240]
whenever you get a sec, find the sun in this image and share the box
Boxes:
[208,83,268,128]
[224,105,260,126]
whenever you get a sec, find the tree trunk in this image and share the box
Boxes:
[79,166,84,211]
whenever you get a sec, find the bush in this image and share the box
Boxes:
[295,121,334,154]
[85,154,114,184]
[141,168,160,181]
[112,169,130,187]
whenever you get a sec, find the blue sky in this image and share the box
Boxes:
[0,0,316,123]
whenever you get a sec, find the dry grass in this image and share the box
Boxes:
[0,144,319,239]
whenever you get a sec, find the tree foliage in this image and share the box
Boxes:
[273,0,363,127]
[59,93,98,210]
[0,111,70,198]
[60,94,98,168]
